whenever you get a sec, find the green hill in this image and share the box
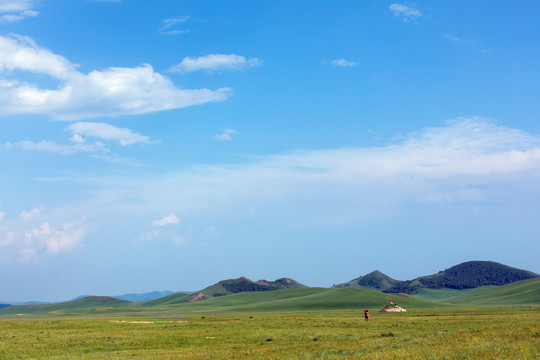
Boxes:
[0,288,438,316]
[0,296,133,315]
[333,270,400,291]
[384,261,538,293]
[442,277,540,306]
[199,277,307,299]
[140,287,437,313]
[138,292,193,307]
[409,287,494,302]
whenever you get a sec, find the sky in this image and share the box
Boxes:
[0,0,539,302]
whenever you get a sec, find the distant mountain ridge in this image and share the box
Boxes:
[337,261,538,294]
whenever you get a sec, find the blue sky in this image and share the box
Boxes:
[0,0,539,302]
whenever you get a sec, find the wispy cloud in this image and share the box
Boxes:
[0,35,231,120]
[160,16,189,35]
[212,129,238,141]
[59,118,540,233]
[7,140,106,154]
[443,33,463,43]
[443,33,491,53]
[389,3,422,22]
[329,58,356,67]
[170,54,262,73]
[0,0,38,23]
[68,122,155,146]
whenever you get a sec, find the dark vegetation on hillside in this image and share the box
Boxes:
[333,270,400,291]
[384,261,538,294]
[210,277,307,296]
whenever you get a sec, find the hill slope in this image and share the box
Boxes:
[115,291,175,302]
[333,270,400,291]
[0,296,133,315]
[138,292,193,307]
[442,277,540,306]
[384,261,538,293]
[142,287,437,313]
[200,277,307,299]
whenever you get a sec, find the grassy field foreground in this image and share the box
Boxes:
[0,308,538,359]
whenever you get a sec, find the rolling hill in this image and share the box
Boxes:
[142,287,437,313]
[441,277,540,306]
[1,261,538,317]
[333,270,400,291]
[0,296,133,316]
[384,261,538,293]
[199,277,307,299]
[138,292,193,307]
[338,261,538,294]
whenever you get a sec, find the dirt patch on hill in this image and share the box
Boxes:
[184,292,206,303]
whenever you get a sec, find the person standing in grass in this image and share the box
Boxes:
[364,310,369,321]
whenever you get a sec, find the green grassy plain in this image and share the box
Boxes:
[1,281,539,358]
[0,308,538,359]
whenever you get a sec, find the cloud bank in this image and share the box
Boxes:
[0,35,231,120]
[4,118,540,263]
[74,118,540,230]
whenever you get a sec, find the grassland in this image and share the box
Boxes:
[1,280,539,358]
[442,277,540,306]
[0,308,538,359]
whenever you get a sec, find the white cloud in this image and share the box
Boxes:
[0,0,38,23]
[24,221,91,254]
[0,35,76,79]
[68,122,154,145]
[170,54,262,73]
[0,215,95,263]
[151,213,180,227]
[390,4,422,21]
[330,58,356,67]
[0,35,231,120]
[212,128,238,141]
[19,206,43,222]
